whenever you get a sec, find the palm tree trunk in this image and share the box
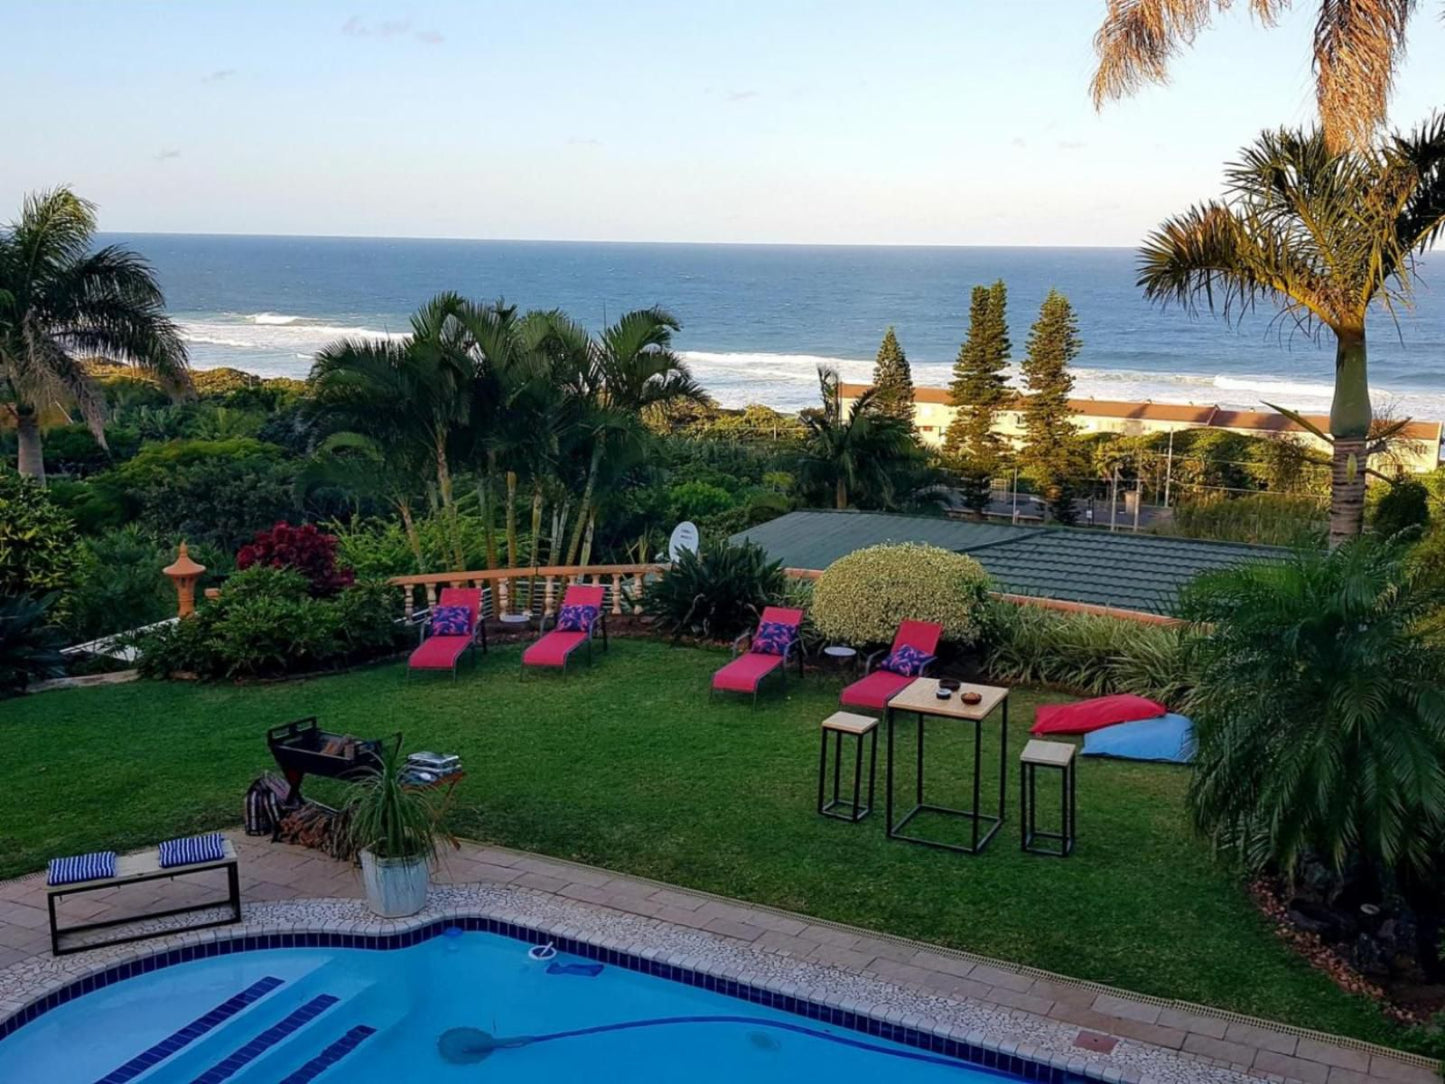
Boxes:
[1328,329,1371,548]
[835,476,847,510]
[504,469,519,612]
[434,444,466,571]
[550,498,570,565]
[396,500,425,572]
[566,439,604,565]
[579,509,597,567]
[15,407,45,484]
[527,478,545,616]
[482,452,499,571]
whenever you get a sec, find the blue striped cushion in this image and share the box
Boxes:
[159,832,226,868]
[47,851,116,886]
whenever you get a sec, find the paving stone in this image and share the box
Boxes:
[513,871,570,893]
[1108,1018,1187,1051]
[1224,1023,1298,1057]
[649,888,707,911]
[702,917,765,943]
[1093,993,1162,1025]
[752,931,820,957]
[1253,1051,1329,1084]
[1158,1009,1230,1040]
[988,987,1058,1016]
[1183,1034,1262,1067]
[969,963,1035,993]
[1366,1057,1441,1084]
[799,923,861,948]
[1325,1068,1373,1084]
[1293,1040,1371,1074]
[910,949,979,979]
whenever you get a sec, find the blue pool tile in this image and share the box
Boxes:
[276,1024,376,1084]
[190,994,337,1084]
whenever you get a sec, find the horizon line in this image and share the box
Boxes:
[94,229,1140,251]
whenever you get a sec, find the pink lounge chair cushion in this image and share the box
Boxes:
[894,619,943,655]
[840,669,914,710]
[712,651,783,692]
[409,635,472,670]
[523,630,588,668]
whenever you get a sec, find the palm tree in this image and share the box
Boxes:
[1091,0,1424,154]
[1180,538,1445,978]
[310,294,476,569]
[798,367,919,510]
[551,308,704,565]
[1138,118,1445,545]
[0,188,188,483]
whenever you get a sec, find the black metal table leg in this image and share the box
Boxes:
[885,706,895,838]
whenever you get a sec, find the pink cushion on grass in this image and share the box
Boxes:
[409,635,472,670]
[840,669,914,711]
[523,630,588,668]
[1031,693,1167,736]
[712,652,783,692]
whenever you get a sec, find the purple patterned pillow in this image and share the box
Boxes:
[430,605,472,637]
[881,644,933,677]
[556,603,598,633]
[750,620,796,656]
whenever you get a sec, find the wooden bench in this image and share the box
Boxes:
[47,839,241,956]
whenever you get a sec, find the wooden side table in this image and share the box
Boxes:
[1020,739,1076,856]
[884,678,1010,854]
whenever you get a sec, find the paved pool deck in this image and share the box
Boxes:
[0,832,1436,1084]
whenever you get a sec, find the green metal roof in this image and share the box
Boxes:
[731,509,1281,616]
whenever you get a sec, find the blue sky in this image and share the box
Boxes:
[4,1,1444,246]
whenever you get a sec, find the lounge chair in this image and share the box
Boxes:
[408,586,487,679]
[522,583,608,675]
[711,606,805,706]
[839,619,942,712]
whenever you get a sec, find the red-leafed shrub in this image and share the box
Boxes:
[236,522,354,596]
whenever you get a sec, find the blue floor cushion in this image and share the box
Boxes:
[1081,713,1195,764]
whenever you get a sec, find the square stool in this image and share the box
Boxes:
[1020,739,1076,856]
[819,711,878,822]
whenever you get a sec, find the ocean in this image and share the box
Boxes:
[103,234,1445,423]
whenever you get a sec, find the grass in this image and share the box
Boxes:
[0,639,1415,1049]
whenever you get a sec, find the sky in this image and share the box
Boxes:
[4,1,1445,247]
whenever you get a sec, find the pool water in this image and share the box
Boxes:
[0,931,1015,1082]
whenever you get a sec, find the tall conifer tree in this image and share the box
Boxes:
[871,326,915,424]
[945,279,1013,514]
[1019,289,1084,523]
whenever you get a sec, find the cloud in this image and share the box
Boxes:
[1010,137,1027,149]
[567,136,603,147]
[154,148,181,162]
[1057,139,1086,151]
[342,16,442,44]
[202,68,236,84]
[725,90,759,102]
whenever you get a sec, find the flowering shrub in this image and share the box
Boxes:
[810,542,991,647]
[236,522,354,596]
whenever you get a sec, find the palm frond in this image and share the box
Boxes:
[1313,0,1417,153]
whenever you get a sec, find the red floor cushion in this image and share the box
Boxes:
[840,670,913,711]
[523,631,588,668]
[712,652,783,692]
[409,635,471,670]
[1032,693,1167,736]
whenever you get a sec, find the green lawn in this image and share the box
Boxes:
[0,639,1412,1049]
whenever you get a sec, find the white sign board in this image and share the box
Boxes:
[668,521,700,562]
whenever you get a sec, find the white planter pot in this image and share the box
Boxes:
[359,848,430,918]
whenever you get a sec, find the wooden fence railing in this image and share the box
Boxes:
[388,563,1179,627]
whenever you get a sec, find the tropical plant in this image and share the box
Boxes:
[797,367,919,510]
[1157,493,1328,546]
[642,540,785,641]
[311,293,478,570]
[0,471,80,600]
[810,542,992,646]
[236,521,355,596]
[1018,289,1086,523]
[1180,539,1445,978]
[1367,476,1431,538]
[65,525,173,640]
[344,744,454,862]
[0,593,67,695]
[0,188,189,482]
[1091,0,1425,154]
[984,600,1191,704]
[1139,118,1445,545]
[870,326,915,424]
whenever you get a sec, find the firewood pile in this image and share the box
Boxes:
[275,802,355,862]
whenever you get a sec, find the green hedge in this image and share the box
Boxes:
[810,542,991,647]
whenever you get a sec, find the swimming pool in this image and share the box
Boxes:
[0,926,1033,1082]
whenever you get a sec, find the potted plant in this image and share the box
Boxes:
[345,746,454,918]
